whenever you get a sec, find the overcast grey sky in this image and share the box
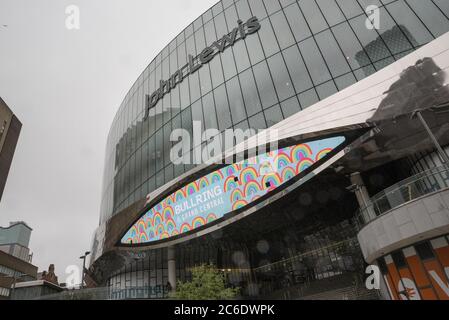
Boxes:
[0,0,217,282]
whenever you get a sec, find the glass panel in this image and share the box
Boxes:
[270,11,295,50]
[335,0,363,19]
[239,68,262,117]
[202,92,219,130]
[267,53,295,101]
[282,45,313,93]
[386,0,434,46]
[226,77,247,124]
[264,104,284,127]
[258,19,280,57]
[263,0,281,14]
[298,37,331,85]
[245,33,265,65]
[284,3,311,43]
[281,96,301,118]
[349,15,391,62]
[377,7,413,54]
[315,30,351,78]
[332,22,371,70]
[253,61,278,109]
[213,84,233,130]
[233,40,251,73]
[405,0,449,38]
[299,0,328,34]
[316,81,337,100]
[316,0,345,26]
[248,112,267,130]
[298,89,319,109]
[248,0,268,19]
[210,55,225,87]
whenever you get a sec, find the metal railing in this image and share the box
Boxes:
[32,286,170,300]
[356,165,449,228]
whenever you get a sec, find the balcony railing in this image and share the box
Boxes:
[356,165,449,229]
[30,285,170,300]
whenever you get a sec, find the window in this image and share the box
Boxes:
[316,0,345,27]
[385,0,433,47]
[298,37,331,85]
[258,19,280,57]
[391,251,407,269]
[299,0,328,34]
[332,22,370,70]
[202,92,219,130]
[270,11,295,50]
[284,3,311,43]
[349,15,390,63]
[283,45,313,93]
[264,104,284,127]
[226,77,247,124]
[316,31,351,78]
[213,84,233,130]
[415,242,435,261]
[239,68,262,117]
[248,0,268,19]
[253,61,277,109]
[267,53,295,101]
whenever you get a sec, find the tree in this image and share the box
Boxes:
[171,264,239,300]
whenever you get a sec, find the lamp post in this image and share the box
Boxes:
[79,251,91,289]
[411,104,449,165]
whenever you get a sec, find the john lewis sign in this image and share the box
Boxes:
[144,16,261,120]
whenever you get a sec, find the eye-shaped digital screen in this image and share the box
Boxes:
[121,136,346,245]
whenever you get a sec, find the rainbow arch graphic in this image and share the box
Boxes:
[121,136,346,245]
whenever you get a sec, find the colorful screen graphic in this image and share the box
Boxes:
[121,136,346,245]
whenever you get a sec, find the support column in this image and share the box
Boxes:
[350,172,376,223]
[167,246,176,292]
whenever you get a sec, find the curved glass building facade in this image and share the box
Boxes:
[100,0,449,223]
[91,0,449,300]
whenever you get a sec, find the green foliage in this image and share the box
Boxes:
[170,264,239,300]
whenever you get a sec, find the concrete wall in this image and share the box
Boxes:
[358,188,449,263]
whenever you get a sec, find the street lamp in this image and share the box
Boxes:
[79,251,91,289]
[410,103,449,165]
